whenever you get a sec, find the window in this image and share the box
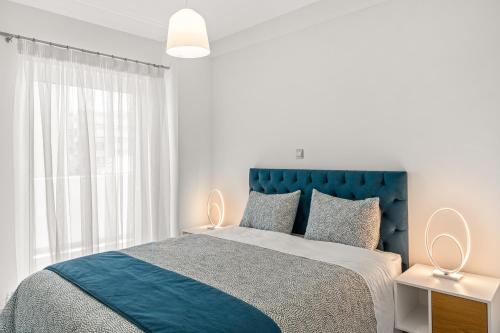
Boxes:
[14,40,175,278]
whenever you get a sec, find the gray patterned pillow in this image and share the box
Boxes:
[304,189,381,250]
[240,191,301,234]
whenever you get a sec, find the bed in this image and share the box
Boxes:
[0,168,408,333]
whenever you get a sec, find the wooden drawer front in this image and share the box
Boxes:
[432,291,488,333]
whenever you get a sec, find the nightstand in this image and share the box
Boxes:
[181,224,236,235]
[394,264,500,333]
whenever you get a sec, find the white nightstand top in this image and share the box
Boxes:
[396,264,500,303]
[181,224,236,235]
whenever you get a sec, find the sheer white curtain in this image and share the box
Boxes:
[13,40,178,280]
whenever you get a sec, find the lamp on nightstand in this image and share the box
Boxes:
[207,189,225,230]
[425,207,471,281]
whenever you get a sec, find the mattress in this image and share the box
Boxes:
[0,226,401,333]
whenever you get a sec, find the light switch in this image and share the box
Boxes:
[296,148,304,159]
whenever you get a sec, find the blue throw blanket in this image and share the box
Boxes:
[47,251,281,333]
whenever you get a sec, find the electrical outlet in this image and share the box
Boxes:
[296,148,304,159]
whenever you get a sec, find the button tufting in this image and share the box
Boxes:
[249,168,407,269]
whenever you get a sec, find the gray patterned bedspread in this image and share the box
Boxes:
[0,234,377,333]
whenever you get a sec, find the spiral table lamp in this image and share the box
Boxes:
[425,207,471,281]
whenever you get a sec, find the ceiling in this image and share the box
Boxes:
[8,0,324,41]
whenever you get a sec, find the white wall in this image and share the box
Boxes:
[211,0,500,277]
[0,0,211,307]
[176,58,213,230]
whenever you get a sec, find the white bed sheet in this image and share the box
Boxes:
[204,226,401,333]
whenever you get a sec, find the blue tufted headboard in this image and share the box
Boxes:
[249,168,408,270]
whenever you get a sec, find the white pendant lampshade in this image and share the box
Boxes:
[166,8,210,58]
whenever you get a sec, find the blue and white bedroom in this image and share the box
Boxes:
[0,0,499,332]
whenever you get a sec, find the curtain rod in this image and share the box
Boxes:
[0,31,170,70]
